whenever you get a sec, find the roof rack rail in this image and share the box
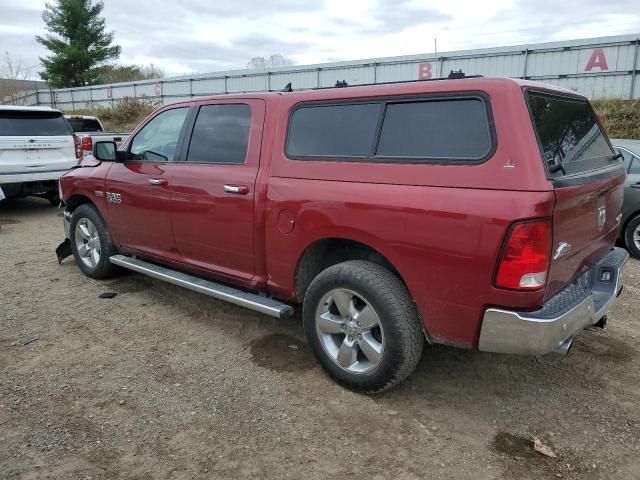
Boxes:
[279,72,483,92]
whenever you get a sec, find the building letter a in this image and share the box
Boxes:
[585,48,609,71]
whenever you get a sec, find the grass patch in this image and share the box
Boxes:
[592,99,640,140]
[68,97,159,133]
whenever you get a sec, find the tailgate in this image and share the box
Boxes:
[525,90,626,300]
[0,136,76,174]
[0,109,76,175]
[547,171,625,298]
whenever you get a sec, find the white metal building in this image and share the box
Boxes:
[13,33,640,110]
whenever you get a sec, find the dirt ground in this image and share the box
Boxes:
[1,198,639,480]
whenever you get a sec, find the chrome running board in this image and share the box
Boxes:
[109,255,294,319]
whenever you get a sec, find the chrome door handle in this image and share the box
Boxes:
[224,184,249,194]
[148,178,167,186]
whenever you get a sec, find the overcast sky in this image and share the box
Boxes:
[1,0,639,79]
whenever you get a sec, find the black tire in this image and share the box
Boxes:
[303,260,424,394]
[69,204,120,279]
[624,214,640,259]
[47,194,60,207]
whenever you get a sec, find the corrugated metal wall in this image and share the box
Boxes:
[13,33,640,110]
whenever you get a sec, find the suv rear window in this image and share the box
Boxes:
[0,110,71,136]
[527,92,614,178]
[286,97,493,163]
[67,118,103,132]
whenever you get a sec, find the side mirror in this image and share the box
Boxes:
[93,141,125,162]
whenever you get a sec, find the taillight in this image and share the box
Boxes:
[495,219,552,291]
[74,135,82,159]
[81,136,92,152]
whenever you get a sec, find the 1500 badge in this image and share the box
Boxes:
[106,192,121,203]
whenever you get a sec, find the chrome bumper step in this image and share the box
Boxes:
[109,255,294,319]
[478,247,628,355]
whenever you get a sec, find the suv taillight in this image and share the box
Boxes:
[74,135,83,159]
[81,136,92,152]
[495,219,552,291]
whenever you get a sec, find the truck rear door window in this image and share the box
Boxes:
[376,99,492,160]
[286,103,381,158]
[527,92,614,178]
[0,111,71,136]
[186,104,251,164]
[68,118,103,132]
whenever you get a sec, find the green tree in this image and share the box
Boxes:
[36,0,121,87]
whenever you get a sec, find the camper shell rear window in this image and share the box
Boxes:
[526,91,616,178]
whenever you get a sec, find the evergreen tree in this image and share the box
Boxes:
[36,0,121,87]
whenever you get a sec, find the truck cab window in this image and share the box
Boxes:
[130,108,189,162]
[186,104,251,164]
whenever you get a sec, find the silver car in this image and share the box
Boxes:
[612,138,640,187]
[612,139,640,258]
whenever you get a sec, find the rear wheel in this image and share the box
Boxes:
[624,214,640,259]
[70,204,120,279]
[303,260,424,394]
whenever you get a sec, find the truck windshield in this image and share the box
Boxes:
[0,111,71,136]
[67,118,103,132]
[527,92,615,178]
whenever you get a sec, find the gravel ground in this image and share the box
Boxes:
[1,198,639,480]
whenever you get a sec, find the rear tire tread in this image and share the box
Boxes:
[303,260,423,394]
[624,215,640,259]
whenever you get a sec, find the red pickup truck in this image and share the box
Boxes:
[58,77,629,393]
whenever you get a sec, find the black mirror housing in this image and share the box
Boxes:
[93,141,125,162]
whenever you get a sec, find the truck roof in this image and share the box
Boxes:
[170,77,585,106]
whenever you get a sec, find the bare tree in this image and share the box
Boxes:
[247,54,294,70]
[140,63,165,79]
[95,63,165,84]
[0,52,35,103]
[0,52,32,80]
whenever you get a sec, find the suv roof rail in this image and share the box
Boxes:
[279,73,484,92]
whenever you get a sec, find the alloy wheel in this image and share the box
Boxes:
[74,218,101,269]
[315,288,385,374]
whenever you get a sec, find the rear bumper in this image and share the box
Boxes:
[0,179,60,197]
[478,247,629,355]
[0,170,70,184]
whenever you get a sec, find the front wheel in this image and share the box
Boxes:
[303,260,424,394]
[624,214,640,259]
[69,204,120,279]
[47,194,60,207]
